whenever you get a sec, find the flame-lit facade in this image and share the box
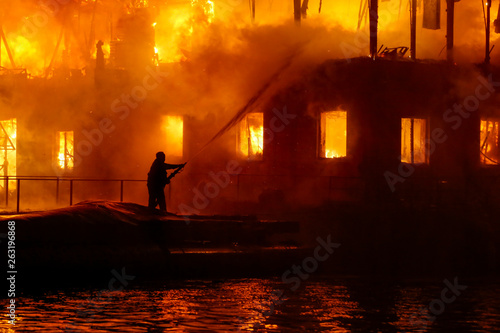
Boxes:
[2,0,500,213]
[0,119,17,191]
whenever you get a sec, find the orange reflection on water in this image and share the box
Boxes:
[393,287,432,332]
[4,278,499,331]
[301,284,359,332]
[0,319,18,332]
[224,278,280,331]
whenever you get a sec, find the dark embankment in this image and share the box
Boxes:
[0,201,304,293]
[2,200,499,294]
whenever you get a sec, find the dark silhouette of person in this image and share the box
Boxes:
[96,40,105,70]
[95,40,105,88]
[147,151,185,212]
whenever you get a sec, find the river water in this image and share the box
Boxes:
[1,276,499,332]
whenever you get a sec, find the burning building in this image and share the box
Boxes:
[1,0,500,214]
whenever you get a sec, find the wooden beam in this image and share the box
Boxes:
[0,27,16,68]
[46,24,65,77]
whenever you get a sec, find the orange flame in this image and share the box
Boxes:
[240,113,263,158]
[192,0,215,23]
[480,120,499,164]
[321,111,347,158]
[57,131,74,170]
[163,116,184,158]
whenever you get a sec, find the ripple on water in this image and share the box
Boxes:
[1,277,499,332]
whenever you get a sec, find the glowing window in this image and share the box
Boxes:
[163,116,184,158]
[320,111,347,158]
[480,119,500,165]
[401,118,427,164]
[57,131,74,170]
[0,119,17,191]
[239,113,264,160]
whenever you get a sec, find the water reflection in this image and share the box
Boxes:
[0,277,499,332]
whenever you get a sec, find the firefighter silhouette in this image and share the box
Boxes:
[147,151,185,212]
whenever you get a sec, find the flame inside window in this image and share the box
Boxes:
[401,118,427,164]
[480,119,500,165]
[57,131,74,170]
[320,111,347,158]
[0,119,17,191]
[239,113,264,159]
[163,116,184,158]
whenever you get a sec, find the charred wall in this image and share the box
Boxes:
[228,58,498,210]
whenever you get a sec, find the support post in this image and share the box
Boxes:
[369,0,379,58]
[411,0,417,59]
[56,177,60,204]
[120,180,124,202]
[70,179,73,206]
[294,0,301,25]
[447,0,455,62]
[16,179,20,213]
[5,176,8,207]
[251,0,256,22]
[410,119,415,164]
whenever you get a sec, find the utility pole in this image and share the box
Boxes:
[369,0,378,58]
[411,0,417,59]
[446,0,455,62]
[294,0,301,25]
[251,0,255,22]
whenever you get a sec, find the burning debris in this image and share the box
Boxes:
[480,119,500,164]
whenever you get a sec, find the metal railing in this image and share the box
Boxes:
[1,174,365,213]
[1,176,146,213]
[3,173,498,213]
